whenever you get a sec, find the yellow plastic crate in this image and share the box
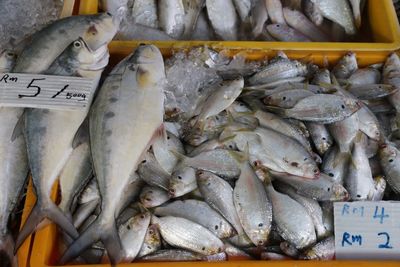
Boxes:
[25,45,400,266]
[78,0,400,63]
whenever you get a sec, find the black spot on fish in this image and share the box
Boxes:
[291,162,299,167]
[109,97,118,103]
[105,130,112,137]
[105,111,115,118]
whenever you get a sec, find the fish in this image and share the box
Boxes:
[140,186,170,208]
[332,52,358,79]
[140,249,211,261]
[266,24,312,42]
[299,236,335,260]
[233,163,272,246]
[233,0,253,22]
[266,0,286,24]
[118,212,151,262]
[101,0,128,18]
[383,53,400,112]
[131,0,158,28]
[266,94,361,124]
[197,170,245,236]
[137,224,162,258]
[271,171,349,201]
[310,0,356,35]
[182,0,205,39]
[13,13,117,73]
[304,0,324,26]
[151,216,224,255]
[347,84,397,100]
[0,51,28,267]
[137,152,171,190]
[169,166,197,198]
[282,8,330,42]
[348,67,381,85]
[379,142,400,194]
[16,38,109,250]
[154,199,235,238]
[250,0,269,38]
[192,11,215,40]
[263,171,316,249]
[206,0,238,40]
[345,132,375,200]
[312,68,331,85]
[263,89,315,108]
[328,113,359,153]
[61,45,165,264]
[158,0,185,39]
[321,146,349,184]
[306,122,333,155]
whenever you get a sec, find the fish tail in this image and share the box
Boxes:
[0,233,18,267]
[60,219,122,265]
[15,199,79,251]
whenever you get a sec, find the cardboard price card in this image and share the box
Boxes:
[0,73,96,110]
[334,201,400,260]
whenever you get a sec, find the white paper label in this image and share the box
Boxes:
[334,201,400,260]
[0,73,96,110]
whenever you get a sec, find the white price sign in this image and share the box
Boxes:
[334,201,400,260]
[0,73,97,110]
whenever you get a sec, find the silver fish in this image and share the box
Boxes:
[271,171,349,201]
[371,175,387,201]
[0,50,16,72]
[264,178,316,249]
[310,0,356,35]
[250,0,268,38]
[345,133,375,200]
[299,236,335,260]
[321,146,349,184]
[152,216,224,255]
[119,212,151,262]
[379,142,400,194]
[233,0,253,22]
[154,199,235,238]
[131,0,158,28]
[383,53,400,112]
[140,186,170,208]
[328,113,359,153]
[206,0,238,40]
[17,38,109,249]
[233,163,272,246]
[263,89,315,108]
[312,68,331,85]
[181,0,205,39]
[138,152,170,190]
[152,131,185,174]
[304,0,323,25]
[306,122,333,155]
[197,170,245,236]
[266,24,312,42]
[348,67,381,85]
[61,45,165,264]
[332,52,358,79]
[137,224,162,258]
[283,8,330,42]
[348,84,397,100]
[169,166,197,198]
[266,0,286,24]
[158,0,185,39]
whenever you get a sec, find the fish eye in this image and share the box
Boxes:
[258,223,263,227]
[341,105,345,109]
[357,194,361,198]
[322,137,326,140]
[327,188,330,192]
[276,24,280,28]
[140,214,145,219]
[202,247,206,251]
[141,159,147,164]
[177,176,182,180]
[328,173,334,177]
[303,157,308,161]
[73,41,82,48]
[215,225,219,230]
[282,96,286,100]
[313,169,318,173]
[149,230,154,234]
[389,159,394,163]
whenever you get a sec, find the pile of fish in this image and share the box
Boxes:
[2,11,400,267]
[102,0,368,42]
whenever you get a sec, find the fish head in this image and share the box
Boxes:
[82,13,118,51]
[130,212,151,228]
[128,45,165,87]
[169,166,196,198]
[342,97,362,114]
[247,229,269,247]
[140,188,168,208]
[0,49,17,72]
[342,52,357,67]
[301,161,320,179]
[146,224,161,248]
[331,183,349,201]
[379,143,398,166]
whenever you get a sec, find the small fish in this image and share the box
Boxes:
[206,0,238,40]
[140,186,170,208]
[158,0,185,38]
[328,113,359,153]
[152,216,224,255]
[379,142,400,194]
[306,122,333,155]
[299,236,335,260]
[197,170,245,236]
[266,24,312,42]
[182,0,205,39]
[154,199,235,238]
[321,147,349,184]
[312,68,331,85]
[263,89,315,108]
[233,0,253,22]
[137,152,170,191]
[250,0,269,38]
[347,84,397,100]
[332,52,358,79]
[304,0,324,26]
[233,163,272,246]
[266,0,286,24]
[348,67,381,85]
[169,166,197,198]
[137,225,162,258]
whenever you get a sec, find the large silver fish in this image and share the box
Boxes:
[61,45,165,264]
[16,38,109,250]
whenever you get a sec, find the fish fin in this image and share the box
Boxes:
[72,117,89,149]
[60,219,122,265]
[241,96,264,111]
[263,105,287,117]
[11,111,25,142]
[15,200,79,252]
[219,135,237,144]
[169,149,190,164]
[0,232,17,267]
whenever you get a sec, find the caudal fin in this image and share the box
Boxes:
[60,219,122,265]
[15,200,79,251]
[0,233,17,267]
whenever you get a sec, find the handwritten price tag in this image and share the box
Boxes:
[334,201,400,260]
[0,73,97,110]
